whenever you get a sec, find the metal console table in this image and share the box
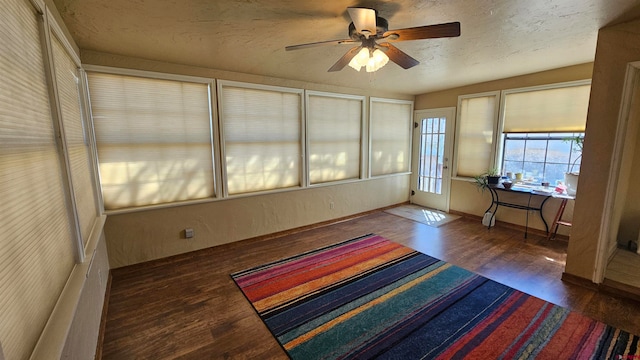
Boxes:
[484,184,553,238]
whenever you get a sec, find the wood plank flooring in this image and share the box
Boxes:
[100,210,640,359]
[606,248,640,288]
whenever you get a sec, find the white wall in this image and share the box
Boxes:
[105,176,411,268]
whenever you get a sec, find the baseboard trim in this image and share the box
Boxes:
[562,272,640,303]
[561,272,599,290]
[448,210,569,241]
[601,278,640,303]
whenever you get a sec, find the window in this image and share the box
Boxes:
[86,70,215,210]
[455,81,590,179]
[369,98,413,176]
[218,81,303,195]
[501,83,590,133]
[307,92,364,184]
[498,81,590,182]
[501,132,583,185]
[0,2,77,358]
[86,72,413,208]
[51,33,99,248]
[454,92,500,177]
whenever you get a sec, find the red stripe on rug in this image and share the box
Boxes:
[235,235,389,288]
[251,245,417,313]
[574,320,608,358]
[497,298,555,359]
[240,239,409,303]
[436,293,551,359]
[535,312,605,358]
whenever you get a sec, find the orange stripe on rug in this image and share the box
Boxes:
[243,240,405,302]
[252,245,415,312]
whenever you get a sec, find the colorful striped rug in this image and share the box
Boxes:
[231,234,640,359]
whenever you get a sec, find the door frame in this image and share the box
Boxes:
[411,107,456,212]
[594,61,640,283]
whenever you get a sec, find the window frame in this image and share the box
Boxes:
[217,80,305,197]
[500,132,584,184]
[305,90,366,186]
[49,25,102,257]
[368,97,414,178]
[453,91,501,179]
[454,80,590,180]
[496,80,591,169]
[83,70,415,212]
[84,65,219,211]
[0,2,94,358]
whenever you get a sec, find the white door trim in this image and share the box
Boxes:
[411,107,456,212]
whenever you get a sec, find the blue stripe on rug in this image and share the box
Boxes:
[265,252,439,335]
[353,278,515,359]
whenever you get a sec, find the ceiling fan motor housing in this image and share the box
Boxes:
[349,17,389,40]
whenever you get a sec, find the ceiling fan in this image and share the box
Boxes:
[285,7,461,72]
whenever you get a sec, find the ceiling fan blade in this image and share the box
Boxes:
[383,21,461,41]
[328,46,363,72]
[347,7,377,36]
[377,43,419,69]
[286,38,356,51]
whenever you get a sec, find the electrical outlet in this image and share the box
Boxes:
[184,228,194,239]
[329,202,334,209]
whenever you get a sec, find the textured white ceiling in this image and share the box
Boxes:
[53,0,640,95]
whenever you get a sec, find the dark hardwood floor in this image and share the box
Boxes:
[100,210,640,359]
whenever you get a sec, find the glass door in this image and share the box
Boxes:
[411,108,455,211]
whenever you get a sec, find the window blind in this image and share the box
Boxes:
[370,99,412,176]
[86,72,215,210]
[307,93,363,184]
[503,83,590,133]
[0,1,76,359]
[456,94,498,177]
[51,34,98,247]
[220,84,302,195]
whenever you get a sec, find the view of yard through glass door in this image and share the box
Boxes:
[411,108,455,212]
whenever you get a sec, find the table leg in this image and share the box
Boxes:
[547,198,568,241]
[539,196,552,234]
[484,187,498,229]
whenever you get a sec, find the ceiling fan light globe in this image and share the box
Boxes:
[366,49,389,72]
[348,47,370,71]
[348,61,362,71]
[373,49,389,66]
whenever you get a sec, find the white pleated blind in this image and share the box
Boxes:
[52,34,97,246]
[220,84,302,195]
[86,72,215,210]
[503,84,590,133]
[370,99,412,176]
[0,1,76,359]
[456,95,497,177]
[307,93,362,184]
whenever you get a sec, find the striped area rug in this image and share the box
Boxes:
[231,234,640,359]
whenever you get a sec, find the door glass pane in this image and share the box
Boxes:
[417,117,445,194]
